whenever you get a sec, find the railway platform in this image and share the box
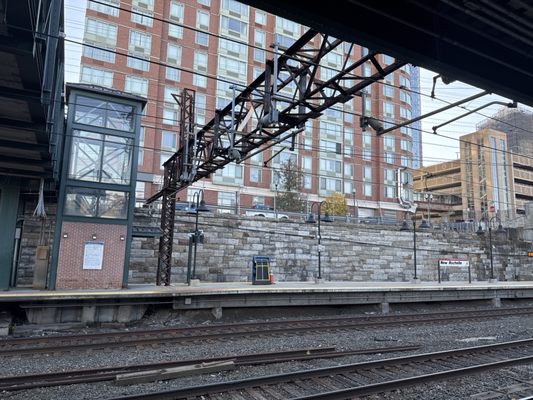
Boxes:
[1,280,533,325]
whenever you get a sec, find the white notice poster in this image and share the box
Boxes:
[83,241,104,270]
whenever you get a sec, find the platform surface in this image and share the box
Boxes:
[1,280,532,302]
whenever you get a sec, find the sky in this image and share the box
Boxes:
[63,0,531,169]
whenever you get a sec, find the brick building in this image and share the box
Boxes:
[77,0,421,219]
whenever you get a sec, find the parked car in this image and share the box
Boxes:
[245,210,289,220]
[359,216,380,225]
[252,204,274,210]
[175,203,194,212]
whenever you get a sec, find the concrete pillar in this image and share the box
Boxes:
[492,297,501,308]
[0,184,20,290]
[380,302,390,314]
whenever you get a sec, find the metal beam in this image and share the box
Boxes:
[156,89,195,286]
[147,29,405,204]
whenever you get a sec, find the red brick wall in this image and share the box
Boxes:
[56,221,127,289]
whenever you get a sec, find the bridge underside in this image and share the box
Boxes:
[242,0,533,107]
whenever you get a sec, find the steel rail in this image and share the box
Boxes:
[1,308,533,356]
[0,345,420,392]
[4,307,532,345]
[107,338,533,400]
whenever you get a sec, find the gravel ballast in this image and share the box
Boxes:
[1,304,533,400]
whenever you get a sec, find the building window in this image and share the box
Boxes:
[132,0,153,10]
[383,102,394,119]
[382,54,394,64]
[319,159,341,174]
[255,10,266,25]
[83,45,115,63]
[74,96,134,131]
[400,90,411,104]
[344,163,353,177]
[384,168,396,198]
[69,130,133,185]
[124,76,148,97]
[320,139,341,154]
[221,0,249,17]
[302,156,312,171]
[166,67,180,81]
[363,166,372,196]
[216,162,243,179]
[221,15,248,37]
[166,43,182,65]
[169,1,184,39]
[384,152,395,164]
[163,108,178,125]
[401,139,412,151]
[319,120,342,138]
[128,30,151,55]
[218,55,247,81]
[135,182,145,200]
[65,187,128,219]
[194,50,208,71]
[193,74,207,88]
[383,83,394,97]
[127,54,149,71]
[88,0,119,16]
[275,16,299,35]
[400,107,411,120]
[80,66,113,87]
[138,127,145,166]
[384,135,395,150]
[218,192,235,207]
[160,131,177,167]
[131,8,153,27]
[362,133,372,161]
[362,62,371,77]
[250,167,261,183]
[320,177,341,192]
[303,174,312,189]
[399,75,410,89]
[85,18,117,47]
[400,155,411,167]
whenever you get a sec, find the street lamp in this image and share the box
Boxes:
[186,190,210,285]
[400,210,430,281]
[306,201,333,280]
[424,192,433,228]
[476,215,506,281]
[352,189,358,223]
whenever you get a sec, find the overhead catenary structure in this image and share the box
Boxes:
[147,29,405,285]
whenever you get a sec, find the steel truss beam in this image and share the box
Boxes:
[156,89,195,286]
[150,30,405,285]
[147,29,405,205]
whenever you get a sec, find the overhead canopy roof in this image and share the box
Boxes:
[242,0,533,107]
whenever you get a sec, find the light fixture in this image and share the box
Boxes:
[305,213,316,224]
[92,234,97,240]
[400,220,410,231]
[120,235,125,241]
[63,233,68,238]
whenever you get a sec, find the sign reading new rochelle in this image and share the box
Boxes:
[438,259,470,267]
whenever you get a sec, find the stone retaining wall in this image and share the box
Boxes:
[129,209,532,284]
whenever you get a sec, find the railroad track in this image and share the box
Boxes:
[109,338,533,400]
[0,345,419,392]
[1,307,532,357]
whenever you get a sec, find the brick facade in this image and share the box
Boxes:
[55,221,127,289]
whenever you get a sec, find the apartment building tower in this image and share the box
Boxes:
[78,0,421,219]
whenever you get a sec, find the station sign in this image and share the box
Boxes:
[438,259,470,267]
